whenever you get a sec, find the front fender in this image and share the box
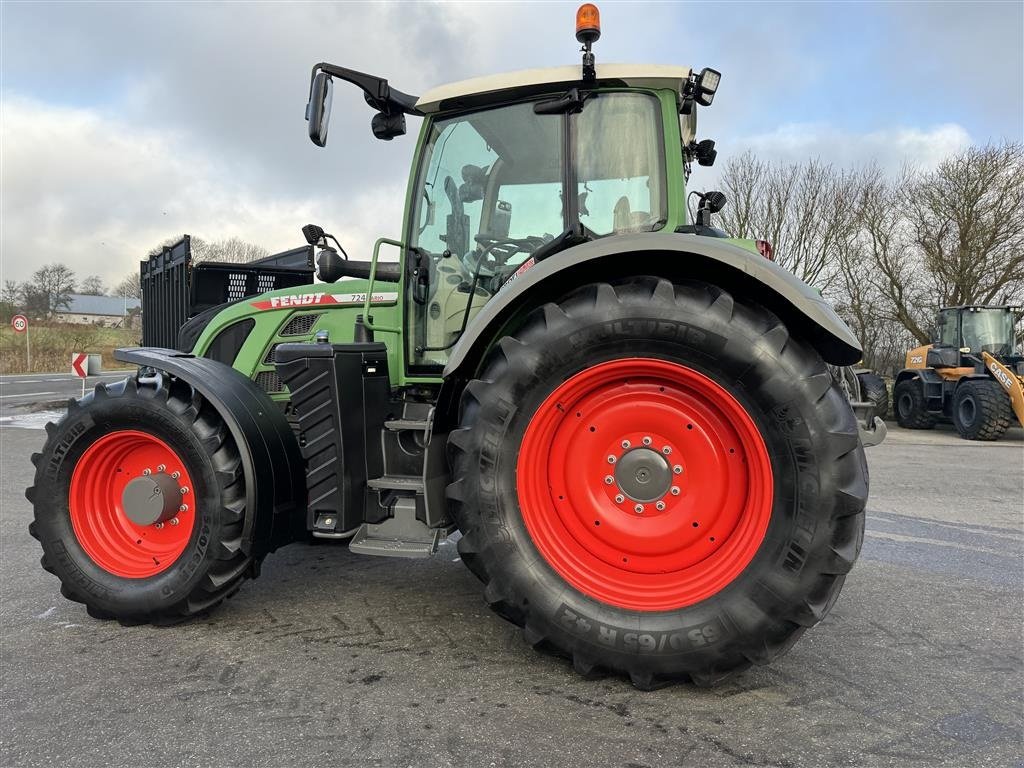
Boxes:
[113,347,306,557]
[442,232,862,380]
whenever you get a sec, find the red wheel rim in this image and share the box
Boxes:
[69,430,196,578]
[516,358,773,611]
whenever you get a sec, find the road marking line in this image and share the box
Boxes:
[865,530,1009,556]
[0,391,59,399]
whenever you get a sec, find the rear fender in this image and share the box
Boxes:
[442,233,861,385]
[114,347,306,557]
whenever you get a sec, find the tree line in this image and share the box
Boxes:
[716,141,1023,374]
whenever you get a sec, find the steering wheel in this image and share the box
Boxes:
[461,235,529,278]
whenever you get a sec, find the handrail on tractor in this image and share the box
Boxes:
[362,237,404,334]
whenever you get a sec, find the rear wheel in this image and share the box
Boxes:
[448,278,867,687]
[893,378,936,429]
[27,375,252,623]
[952,379,1012,441]
[857,371,889,421]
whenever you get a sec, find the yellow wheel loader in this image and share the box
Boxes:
[894,305,1024,440]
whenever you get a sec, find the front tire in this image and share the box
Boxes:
[448,278,867,687]
[953,379,1012,441]
[27,375,252,623]
[893,378,936,429]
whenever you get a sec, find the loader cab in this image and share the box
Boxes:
[935,306,1019,358]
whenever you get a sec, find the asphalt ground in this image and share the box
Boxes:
[1,410,1022,768]
[0,372,132,419]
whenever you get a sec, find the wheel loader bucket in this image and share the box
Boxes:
[983,352,1024,428]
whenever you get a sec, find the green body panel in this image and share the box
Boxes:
[190,279,407,399]
[193,86,741,398]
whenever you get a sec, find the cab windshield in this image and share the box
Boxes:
[939,308,1017,355]
[407,92,666,369]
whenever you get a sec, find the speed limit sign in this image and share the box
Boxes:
[11,314,27,333]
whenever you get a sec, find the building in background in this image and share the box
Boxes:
[55,293,142,327]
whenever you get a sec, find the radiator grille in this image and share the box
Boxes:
[255,370,286,393]
[281,313,322,336]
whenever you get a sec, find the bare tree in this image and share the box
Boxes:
[907,142,1024,307]
[23,264,76,319]
[191,236,270,264]
[112,271,142,300]
[79,275,106,295]
[717,152,860,292]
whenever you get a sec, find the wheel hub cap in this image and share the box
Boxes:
[614,447,671,502]
[122,472,182,526]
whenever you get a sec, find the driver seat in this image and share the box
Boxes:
[613,196,650,233]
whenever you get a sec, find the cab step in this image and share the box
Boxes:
[348,498,449,558]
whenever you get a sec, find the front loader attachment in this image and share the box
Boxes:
[983,352,1024,429]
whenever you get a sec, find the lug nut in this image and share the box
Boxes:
[156,464,166,473]
[607,455,616,464]
[621,440,631,449]
[662,446,672,455]
[179,504,188,513]
[656,501,666,511]
[670,487,680,496]
[634,504,644,514]
[154,522,164,529]
[180,487,189,495]
[171,471,180,479]
[615,494,625,504]
[142,468,152,476]
[169,517,179,526]
[604,475,614,485]
[642,436,652,446]
[673,465,683,475]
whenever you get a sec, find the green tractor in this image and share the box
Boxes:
[27,8,871,688]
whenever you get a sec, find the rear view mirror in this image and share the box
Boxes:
[306,72,334,147]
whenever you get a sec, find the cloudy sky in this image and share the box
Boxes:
[2,1,1021,287]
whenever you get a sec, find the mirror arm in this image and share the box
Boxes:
[310,62,422,116]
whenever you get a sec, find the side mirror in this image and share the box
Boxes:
[306,72,333,147]
[316,247,345,283]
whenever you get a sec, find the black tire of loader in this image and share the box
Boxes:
[26,376,253,624]
[857,371,889,421]
[447,277,868,688]
[952,379,1013,441]
[893,378,937,429]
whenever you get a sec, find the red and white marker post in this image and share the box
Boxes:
[72,353,89,397]
[11,314,30,371]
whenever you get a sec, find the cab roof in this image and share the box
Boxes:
[416,63,691,114]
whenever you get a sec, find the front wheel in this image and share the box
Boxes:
[27,375,253,623]
[952,379,1013,441]
[448,278,867,688]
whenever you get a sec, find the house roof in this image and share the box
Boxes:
[416,63,691,114]
[64,293,141,316]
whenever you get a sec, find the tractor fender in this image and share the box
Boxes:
[442,233,862,383]
[113,347,306,558]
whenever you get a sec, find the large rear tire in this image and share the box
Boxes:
[952,379,1013,441]
[27,375,253,624]
[448,278,867,688]
[893,378,936,429]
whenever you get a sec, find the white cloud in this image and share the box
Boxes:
[0,97,405,285]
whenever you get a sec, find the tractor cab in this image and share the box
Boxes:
[304,14,725,371]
